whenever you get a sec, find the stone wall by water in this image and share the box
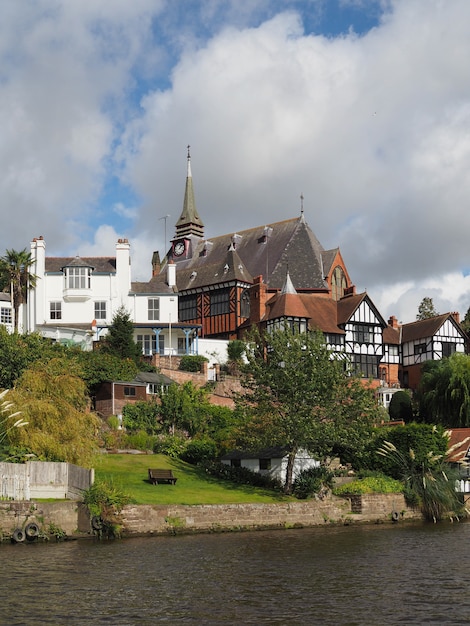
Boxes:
[0,494,421,540]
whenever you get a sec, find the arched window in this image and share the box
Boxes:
[240,289,250,318]
[331,266,347,301]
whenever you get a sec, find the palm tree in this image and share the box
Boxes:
[0,248,38,333]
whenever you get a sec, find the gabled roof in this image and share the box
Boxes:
[401,313,461,343]
[45,257,116,273]
[337,292,387,328]
[172,215,333,292]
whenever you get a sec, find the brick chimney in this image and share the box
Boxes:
[249,276,268,324]
[388,316,400,329]
[152,251,161,277]
[451,311,461,324]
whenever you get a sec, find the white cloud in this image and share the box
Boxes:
[123,0,470,322]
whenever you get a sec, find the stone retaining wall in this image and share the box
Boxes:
[120,494,420,535]
[0,494,421,541]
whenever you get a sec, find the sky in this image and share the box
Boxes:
[1,0,470,325]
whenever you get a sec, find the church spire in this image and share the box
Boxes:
[174,145,204,239]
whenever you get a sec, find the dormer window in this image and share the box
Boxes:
[66,266,91,289]
[62,260,93,301]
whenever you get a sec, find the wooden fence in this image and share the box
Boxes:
[0,462,94,500]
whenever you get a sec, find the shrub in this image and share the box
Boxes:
[181,438,218,464]
[122,401,161,434]
[292,466,334,499]
[333,475,403,495]
[389,390,413,422]
[121,430,158,452]
[178,355,208,372]
[377,439,463,521]
[82,477,134,538]
[153,434,187,458]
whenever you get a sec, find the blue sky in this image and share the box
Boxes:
[1,0,470,324]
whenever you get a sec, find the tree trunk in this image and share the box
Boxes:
[284,449,297,494]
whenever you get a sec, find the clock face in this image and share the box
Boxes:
[173,241,185,256]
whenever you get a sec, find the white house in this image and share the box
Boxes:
[25,236,202,356]
[0,293,13,333]
[220,447,319,485]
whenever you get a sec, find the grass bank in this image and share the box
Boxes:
[93,454,291,505]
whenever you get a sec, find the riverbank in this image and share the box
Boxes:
[0,492,422,542]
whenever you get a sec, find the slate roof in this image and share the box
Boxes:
[45,257,116,273]
[172,215,331,292]
[134,371,174,386]
[175,245,253,291]
[131,273,176,295]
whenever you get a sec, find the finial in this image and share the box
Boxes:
[300,193,304,215]
[187,144,191,160]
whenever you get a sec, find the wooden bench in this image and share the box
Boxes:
[148,469,177,485]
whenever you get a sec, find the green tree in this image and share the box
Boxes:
[389,390,414,422]
[417,353,470,426]
[158,381,210,436]
[416,297,439,321]
[227,339,246,374]
[122,401,161,434]
[234,327,381,493]
[0,326,65,388]
[6,358,100,466]
[100,306,142,363]
[73,350,139,397]
[0,248,38,332]
[461,306,470,335]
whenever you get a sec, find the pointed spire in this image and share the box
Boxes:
[175,146,204,240]
[300,193,305,222]
[281,268,297,295]
[187,144,192,178]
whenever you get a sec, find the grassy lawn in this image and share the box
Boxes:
[93,454,292,505]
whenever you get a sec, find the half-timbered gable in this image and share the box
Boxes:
[400,313,468,389]
[262,276,392,381]
[336,293,386,380]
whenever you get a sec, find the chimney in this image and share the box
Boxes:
[167,260,176,288]
[249,275,268,324]
[152,251,161,277]
[451,311,461,324]
[388,315,400,329]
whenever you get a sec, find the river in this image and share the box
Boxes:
[1,521,469,625]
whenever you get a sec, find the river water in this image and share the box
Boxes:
[1,521,469,625]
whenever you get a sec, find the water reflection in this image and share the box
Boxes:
[1,522,470,625]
